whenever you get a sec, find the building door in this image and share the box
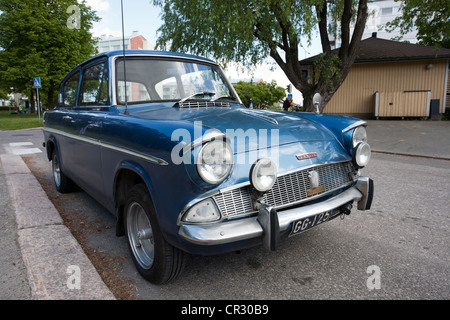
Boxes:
[375,91,431,118]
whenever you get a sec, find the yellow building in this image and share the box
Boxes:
[301,34,450,118]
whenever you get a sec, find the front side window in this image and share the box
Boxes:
[79,62,109,106]
[116,57,235,105]
[62,71,80,107]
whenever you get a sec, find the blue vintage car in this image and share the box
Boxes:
[43,50,373,284]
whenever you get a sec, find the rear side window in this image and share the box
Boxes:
[79,62,109,106]
[62,71,80,107]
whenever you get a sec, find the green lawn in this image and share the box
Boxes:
[0,111,43,130]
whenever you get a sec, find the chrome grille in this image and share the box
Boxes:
[214,162,356,218]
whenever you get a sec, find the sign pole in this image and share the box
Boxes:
[33,77,41,122]
[36,87,40,122]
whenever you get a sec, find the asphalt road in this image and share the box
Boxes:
[1,123,449,300]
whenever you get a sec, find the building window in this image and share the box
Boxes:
[381,7,393,15]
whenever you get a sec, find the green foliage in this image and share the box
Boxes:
[233,80,286,109]
[385,0,450,48]
[313,53,342,90]
[154,0,318,67]
[0,0,99,108]
[0,87,7,100]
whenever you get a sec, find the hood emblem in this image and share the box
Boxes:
[296,152,317,160]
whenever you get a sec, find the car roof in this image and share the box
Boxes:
[82,50,217,66]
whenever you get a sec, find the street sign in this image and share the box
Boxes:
[33,77,41,89]
[33,77,41,122]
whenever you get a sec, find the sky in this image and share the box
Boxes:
[85,0,323,104]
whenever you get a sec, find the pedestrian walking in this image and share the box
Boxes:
[283,98,290,111]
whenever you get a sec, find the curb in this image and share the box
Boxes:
[371,150,450,161]
[0,154,115,300]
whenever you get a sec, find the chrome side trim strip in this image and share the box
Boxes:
[43,127,169,166]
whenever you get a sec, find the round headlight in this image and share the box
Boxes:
[352,126,368,148]
[250,158,277,192]
[353,142,371,168]
[196,140,233,184]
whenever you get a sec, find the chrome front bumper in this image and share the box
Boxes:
[179,177,373,250]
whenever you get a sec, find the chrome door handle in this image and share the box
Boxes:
[88,122,102,128]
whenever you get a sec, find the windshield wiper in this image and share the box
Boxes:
[179,92,215,103]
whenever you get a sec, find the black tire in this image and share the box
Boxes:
[124,183,185,284]
[51,150,74,193]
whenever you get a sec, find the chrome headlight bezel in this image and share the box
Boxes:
[196,140,233,185]
[250,158,278,192]
[352,126,368,148]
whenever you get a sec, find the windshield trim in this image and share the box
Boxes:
[112,55,241,107]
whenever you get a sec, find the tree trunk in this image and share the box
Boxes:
[30,89,35,114]
[47,81,55,109]
[302,93,314,112]
[288,0,368,113]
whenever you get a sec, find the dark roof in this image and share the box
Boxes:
[300,35,450,65]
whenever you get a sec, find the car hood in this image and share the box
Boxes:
[131,106,335,152]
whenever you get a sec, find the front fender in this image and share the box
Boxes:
[299,114,367,153]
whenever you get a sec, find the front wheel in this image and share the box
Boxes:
[124,183,186,284]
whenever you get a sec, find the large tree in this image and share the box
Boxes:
[153,0,368,112]
[0,0,99,110]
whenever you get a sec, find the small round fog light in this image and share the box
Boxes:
[250,158,277,192]
[353,142,371,168]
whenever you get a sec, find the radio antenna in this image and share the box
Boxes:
[121,0,129,114]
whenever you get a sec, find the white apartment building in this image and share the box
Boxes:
[97,31,152,53]
[330,0,418,48]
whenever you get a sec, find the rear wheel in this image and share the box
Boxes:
[51,150,74,193]
[124,183,185,284]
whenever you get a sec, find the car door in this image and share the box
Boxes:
[46,68,81,181]
[63,60,109,201]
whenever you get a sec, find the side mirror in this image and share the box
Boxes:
[313,93,322,114]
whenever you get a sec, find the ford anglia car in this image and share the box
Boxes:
[43,50,374,284]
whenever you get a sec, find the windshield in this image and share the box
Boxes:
[115,57,237,105]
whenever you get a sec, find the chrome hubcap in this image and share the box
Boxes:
[126,202,154,269]
[53,156,61,187]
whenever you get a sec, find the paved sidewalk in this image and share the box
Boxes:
[366,120,450,160]
[0,154,115,300]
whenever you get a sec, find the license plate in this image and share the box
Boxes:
[289,209,340,237]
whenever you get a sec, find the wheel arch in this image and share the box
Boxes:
[45,135,59,161]
[113,161,156,237]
